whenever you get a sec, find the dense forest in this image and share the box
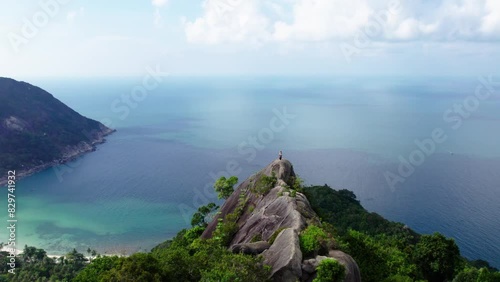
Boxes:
[1,183,499,281]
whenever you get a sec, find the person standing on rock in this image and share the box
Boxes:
[278,150,282,160]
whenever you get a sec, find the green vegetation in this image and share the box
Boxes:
[2,177,499,281]
[73,256,121,282]
[149,225,270,281]
[453,267,500,282]
[0,245,89,281]
[289,175,304,192]
[313,258,346,282]
[191,202,219,227]
[250,234,263,243]
[76,241,267,282]
[342,230,416,281]
[414,233,461,282]
[303,185,418,240]
[212,217,239,247]
[252,172,277,195]
[212,181,248,247]
[0,78,112,175]
[299,225,331,258]
[214,176,238,199]
[303,185,500,282]
[268,227,287,245]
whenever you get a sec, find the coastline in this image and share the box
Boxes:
[0,128,116,187]
[0,246,126,260]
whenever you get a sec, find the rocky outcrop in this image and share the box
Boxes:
[329,250,362,282]
[230,241,271,255]
[202,159,361,282]
[302,252,361,282]
[263,228,303,281]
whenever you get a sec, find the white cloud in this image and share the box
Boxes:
[184,0,270,44]
[480,0,500,35]
[184,0,500,45]
[151,0,168,28]
[152,0,168,8]
[273,0,374,41]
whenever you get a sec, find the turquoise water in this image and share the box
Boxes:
[1,76,499,266]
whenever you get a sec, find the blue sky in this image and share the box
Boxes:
[1,0,499,78]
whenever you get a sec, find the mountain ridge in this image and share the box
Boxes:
[0,77,114,185]
[202,159,362,281]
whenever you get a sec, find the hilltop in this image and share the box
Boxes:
[201,159,361,281]
[2,159,499,281]
[0,77,114,184]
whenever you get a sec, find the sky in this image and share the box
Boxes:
[0,0,499,78]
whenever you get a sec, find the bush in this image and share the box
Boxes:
[212,218,239,247]
[313,258,345,282]
[383,274,414,282]
[290,175,304,192]
[268,227,287,245]
[214,176,238,199]
[251,234,263,243]
[200,253,271,282]
[299,225,329,257]
[253,172,277,195]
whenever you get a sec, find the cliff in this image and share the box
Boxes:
[0,77,114,185]
[202,159,361,282]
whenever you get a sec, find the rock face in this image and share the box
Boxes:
[301,252,361,282]
[329,250,362,282]
[202,159,361,282]
[263,228,303,281]
[230,241,271,255]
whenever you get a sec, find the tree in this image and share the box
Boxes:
[200,253,271,282]
[214,176,238,199]
[34,248,46,262]
[414,233,461,282]
[191,202,219,227]
[73,256,121,282]
[23,245,37,262]
[99,253,163,281]
[66,248,87,266]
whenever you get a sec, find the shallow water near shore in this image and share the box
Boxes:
[1,76,499,267]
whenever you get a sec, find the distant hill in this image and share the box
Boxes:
[0,77,114,184]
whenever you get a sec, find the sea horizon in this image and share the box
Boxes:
[1,76,499,268]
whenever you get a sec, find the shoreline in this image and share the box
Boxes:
[0,246,126,260]
[0,129,116,187]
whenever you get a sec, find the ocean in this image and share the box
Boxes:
[1,76,499,267]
